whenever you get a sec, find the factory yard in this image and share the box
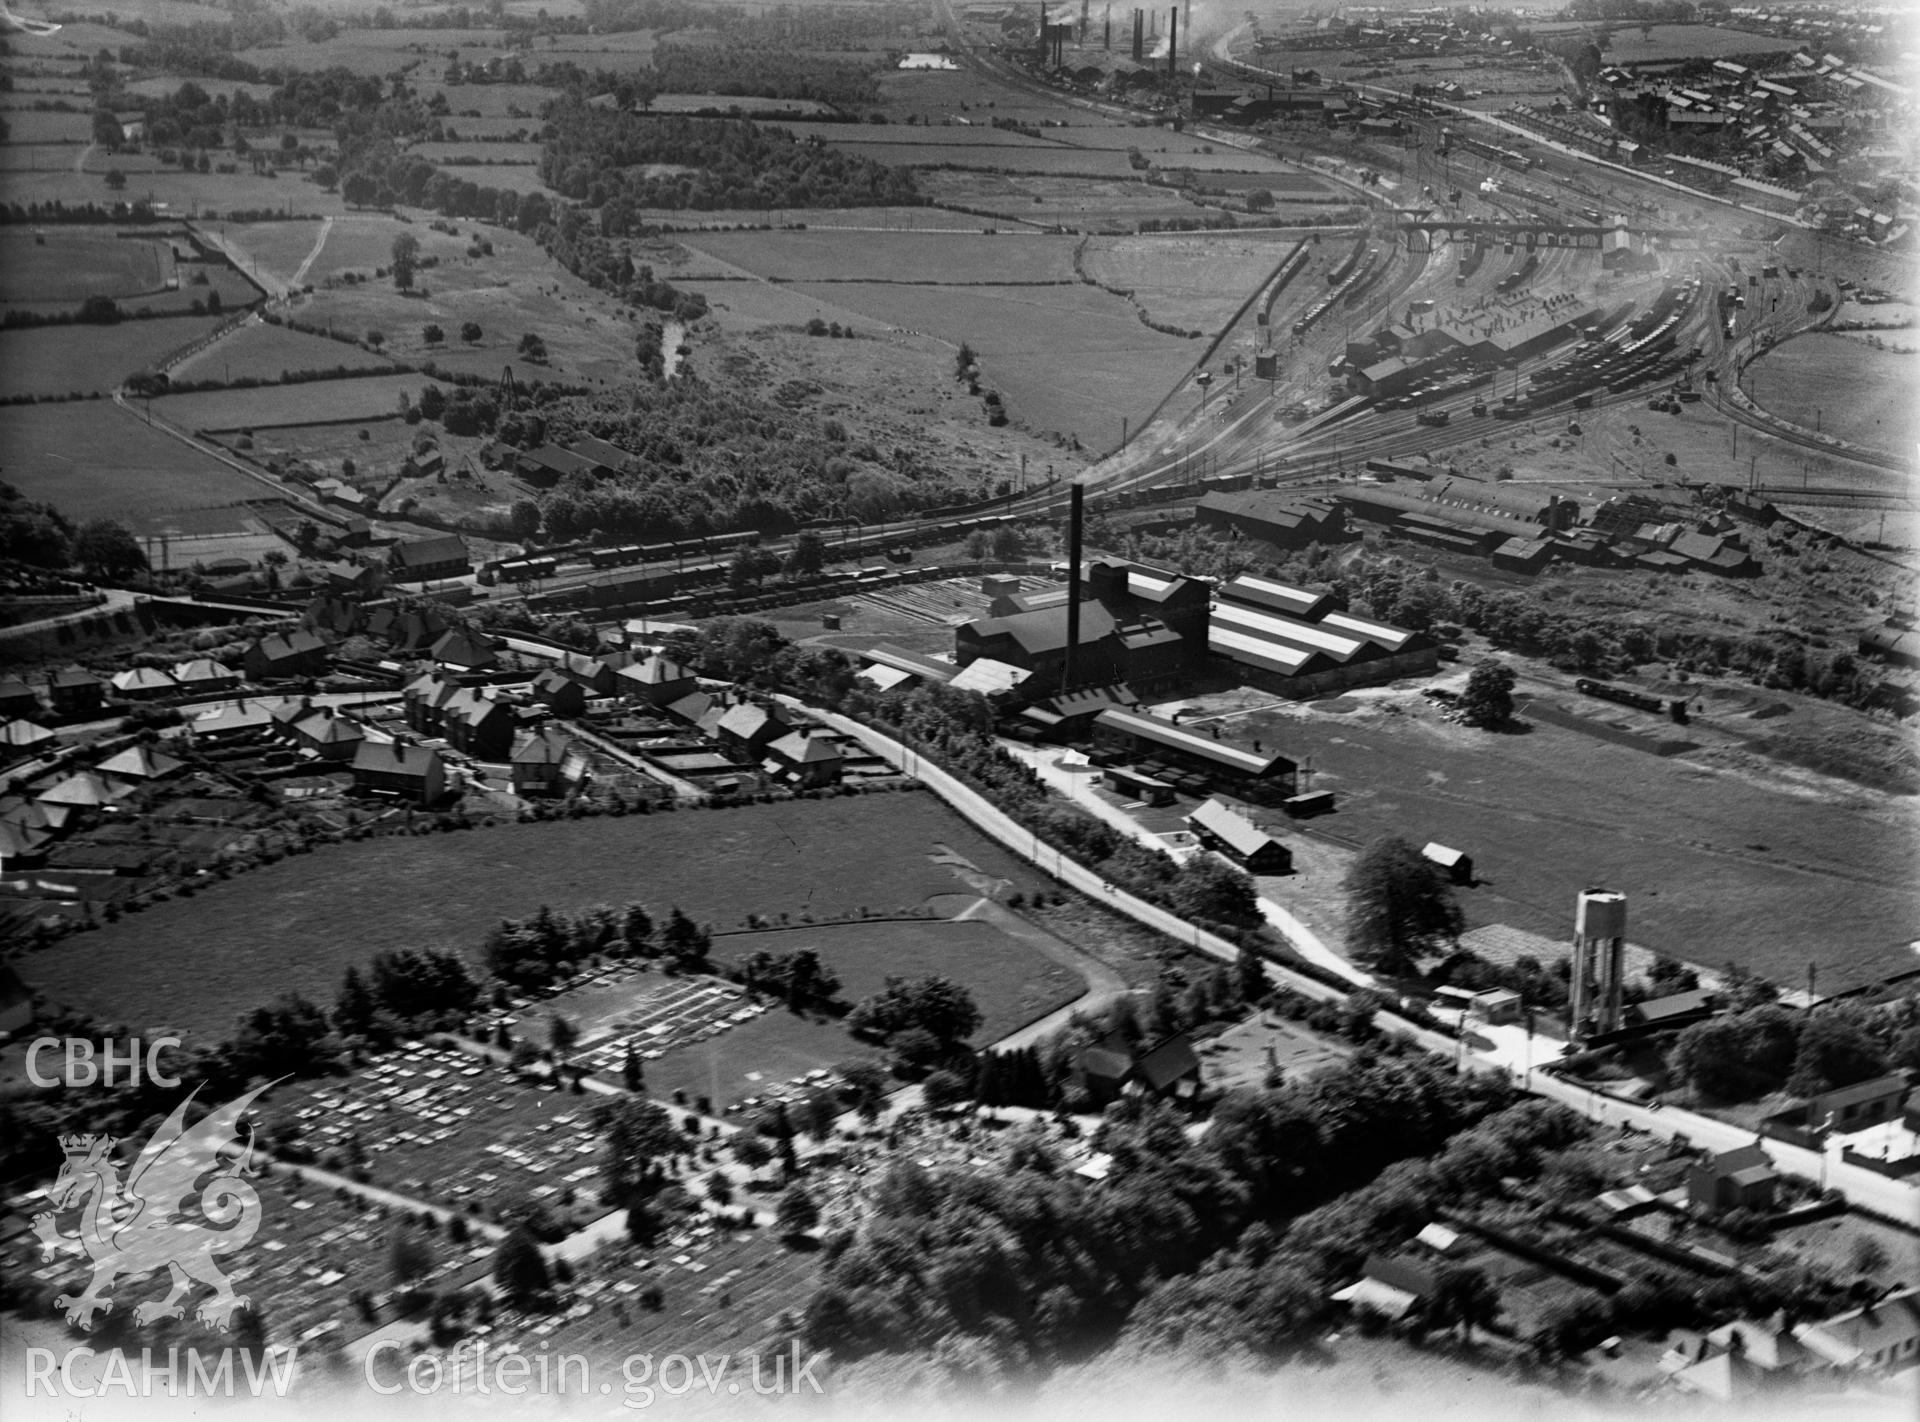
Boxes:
[1168,669,1920,993]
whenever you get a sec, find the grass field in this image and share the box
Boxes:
[26,793,1054,1039]
[171,321,398,382]
[409,141,546,164]
[151,371,430,429]
[0,400,266,520]
[0,315,226,397]
[836,141,1140,176]
[1205,678,1920,993]
[1548,22,1802,65]
[218,219,330,285]
[783,279,1196,439]
[1082,233,1311,335]
[1748,333,1912,457]
[0,109,90,143]
[0,230,169,306]
[918,170,1202,227]
[683,229,1077,284]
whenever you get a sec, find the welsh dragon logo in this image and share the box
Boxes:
[31,1080,277,1331]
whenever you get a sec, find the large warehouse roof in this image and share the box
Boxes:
[1094,709,1295,778]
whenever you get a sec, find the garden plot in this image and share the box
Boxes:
[0,229,172,306]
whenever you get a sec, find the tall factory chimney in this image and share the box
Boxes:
[1038,2,1048,64]
[1063,483,1084,694]
[1167,7,1177,82]
[1132,8,1143,60]
[1571,889,1628,1041]
[1104,4,1111,50]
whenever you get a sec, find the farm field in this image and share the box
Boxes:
[1533,22,1803,66]
[0,229,172,306]
[150,371,430,429]
[0,315,225,397]
[831,141,1140,176]
[25,793,1054,1038]
[408,141,546,165]
[1202,680,1920,992]
[0,400,266,520]
[434,83,564,118]
[918,170,1203,227]
[682,228,1078,284]
[298,212,477,283]
[10,163,334,219]
[1747,333,1911,457]
[214,218,330,285]
[649,93,838,118]
[765,121,1067,149]
[0,108,90,143]
[171,320,399,382]
[782,279,1196,439]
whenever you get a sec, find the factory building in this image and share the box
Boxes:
[1193,491,1348,549]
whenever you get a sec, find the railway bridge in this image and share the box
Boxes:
[1394,218,1698,251]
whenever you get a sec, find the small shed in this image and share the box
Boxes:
[1422,841,1473,884]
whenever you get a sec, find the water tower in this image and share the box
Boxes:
[1570,889,1627,1041]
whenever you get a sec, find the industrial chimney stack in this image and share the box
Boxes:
[1132,8,1143,60]
[1167,7,1177,82]
[1063,483,1084,694]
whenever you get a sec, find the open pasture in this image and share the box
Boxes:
[649,93,839,118]
[0,108,90,143]
[783,279,1196,438]
[0,229,170,306]
[832,140,1139,176]
[682,228,1077,284]
[220,219,330,285]
[409,141,546,165]
[171,320,398,382]
[918,170,1200,227]
[123,75,274,102]
[0,400,265,521]
[151,371,429,429]
[436,116,542,140]
[25,794,1051,1038]
[302,212,478,283]
[434,83,564,118]
[1747,333,1911,458]
[1083,233,1314,336]
[0,314,226,397]
[0,144,91,172]
[9,162,336,219]
[766,121,1067,150]
[1537,22,1802,66]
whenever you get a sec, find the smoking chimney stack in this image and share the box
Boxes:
[1168,7,1177,82]
[1063,483,1084,694]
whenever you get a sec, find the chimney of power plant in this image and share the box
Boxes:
[1063,483,1084,694]
[1132,8,1143,60]
[1038,1,1048,64]
[1168,7,1177,82]
[1104,4,1111,50]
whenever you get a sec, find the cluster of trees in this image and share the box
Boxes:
[537,101,919,213]
[846,974,983,1070]
[517,385,973,542]
[0,490,147,581]
[1667,994,1920,1103]
[481,901,710,988]
[539,209,710,323]
[649,43,881,108]
[734,947,841,1010]
[804,1053,1522,1368]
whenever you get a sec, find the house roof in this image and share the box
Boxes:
[1189,797,1282,859]
[292,708,366,746]
[768,729,841,766]
[1422,841,1466,868]
[110,666,176,693]
[429,629,496,669]
[717,702,788,741]
[51,667,103,689]
[1809,1074,1909,1113]
[1360,1254,1439,1301]
[252,630,327,664]
[38,771,124,808]
[570,435,629,469]
[862,644,959,684]
[95,745,184,780]
[511,726,572,766]
[171,658,239,684]
[0,719,54,749]
[1795,1289,1920,1368]
[351,740,444,779]
[1630,988,1718,1023]
[1708,1143,1775,1178]
[1133,1033,1199,1091]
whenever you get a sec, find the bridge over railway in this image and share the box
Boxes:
[1394,218,1697,249]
